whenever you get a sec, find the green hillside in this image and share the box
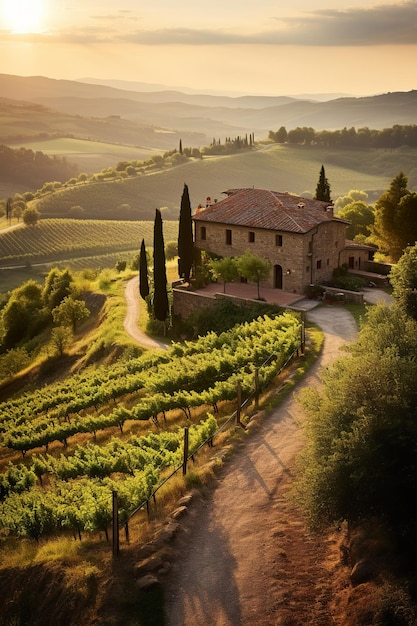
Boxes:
[30,144,417,220]
[0,219,178,268]
[12,137,164,174]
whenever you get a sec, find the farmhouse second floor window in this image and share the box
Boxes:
[316,260,322,270]
[200,226,206,240]
[249,231,255,243]
[276,234,283,247]
[226,229,232,245]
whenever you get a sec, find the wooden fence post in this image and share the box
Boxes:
[301,312,305,355]
[236,380,242,425]
[112,490,119,557]
[183,427,189,476]
[254,368,259,410]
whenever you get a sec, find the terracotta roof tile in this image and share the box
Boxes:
[193,188,348,234]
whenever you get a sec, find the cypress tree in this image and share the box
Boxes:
[177,183,194,282]
[315,165,331,202]
[153,209,169,323]
[6,198,11,224]
[139,238,149,301]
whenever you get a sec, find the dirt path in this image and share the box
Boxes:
[162,306,358,626]
[123,277,169,350]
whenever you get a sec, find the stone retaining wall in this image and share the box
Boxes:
[172,288,276,320]
[319,285,364,304]
[172,288,215,320]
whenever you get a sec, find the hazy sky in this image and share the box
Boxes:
[0,0,416,96]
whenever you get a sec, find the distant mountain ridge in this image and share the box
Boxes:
[78,76,353,101]
[0,74,416,145]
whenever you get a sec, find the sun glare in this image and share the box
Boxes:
[3,0,45,34]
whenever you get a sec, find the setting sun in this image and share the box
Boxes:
[2,0,45,34]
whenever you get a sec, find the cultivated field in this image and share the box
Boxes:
[0,219,178,268]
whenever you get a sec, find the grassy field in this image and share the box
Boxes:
[28,144,417,221]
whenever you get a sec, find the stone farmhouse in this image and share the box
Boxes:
[192,187,373,295]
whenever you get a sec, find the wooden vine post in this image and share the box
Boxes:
[112,490,119,557]
[182,426,189,476]
[236,380,242,425]
[300,312,306,355]
[254,368,260,410]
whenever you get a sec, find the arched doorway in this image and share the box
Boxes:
[274,264,283,289]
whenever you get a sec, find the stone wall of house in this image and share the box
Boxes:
[305,221,347,289]
[195,218,347,295]
[340,248,374,271]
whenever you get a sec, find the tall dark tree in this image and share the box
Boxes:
[153,209,169,323]
[315,165,331,202]
[6,197,11,224]
[139,238,149,301]
[177,183,194,282]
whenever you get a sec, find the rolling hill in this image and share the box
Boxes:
[1,74,417,147]
[1,73,416,210]
[30,144,417,221]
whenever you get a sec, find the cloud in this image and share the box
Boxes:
[274,1,417,46]
[122,28,246,45]
[90,10,138,22]
[121,1,417,47]
[2,1,417,47]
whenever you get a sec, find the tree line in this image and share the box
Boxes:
[268,124,417,148]
[0,144,78,189]
[202,133,255,155]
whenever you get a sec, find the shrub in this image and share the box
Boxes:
[330,265,365,292]
[115,260,127,273]
[180,299,282,338]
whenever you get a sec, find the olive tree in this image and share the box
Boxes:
[51,326,73,356]
[52,297,90,332]
[209,257,239,293]
[23,207,40,226]
[236,251,271,300]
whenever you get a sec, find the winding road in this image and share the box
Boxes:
[122,278,392,624]
[161,305,358,626]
